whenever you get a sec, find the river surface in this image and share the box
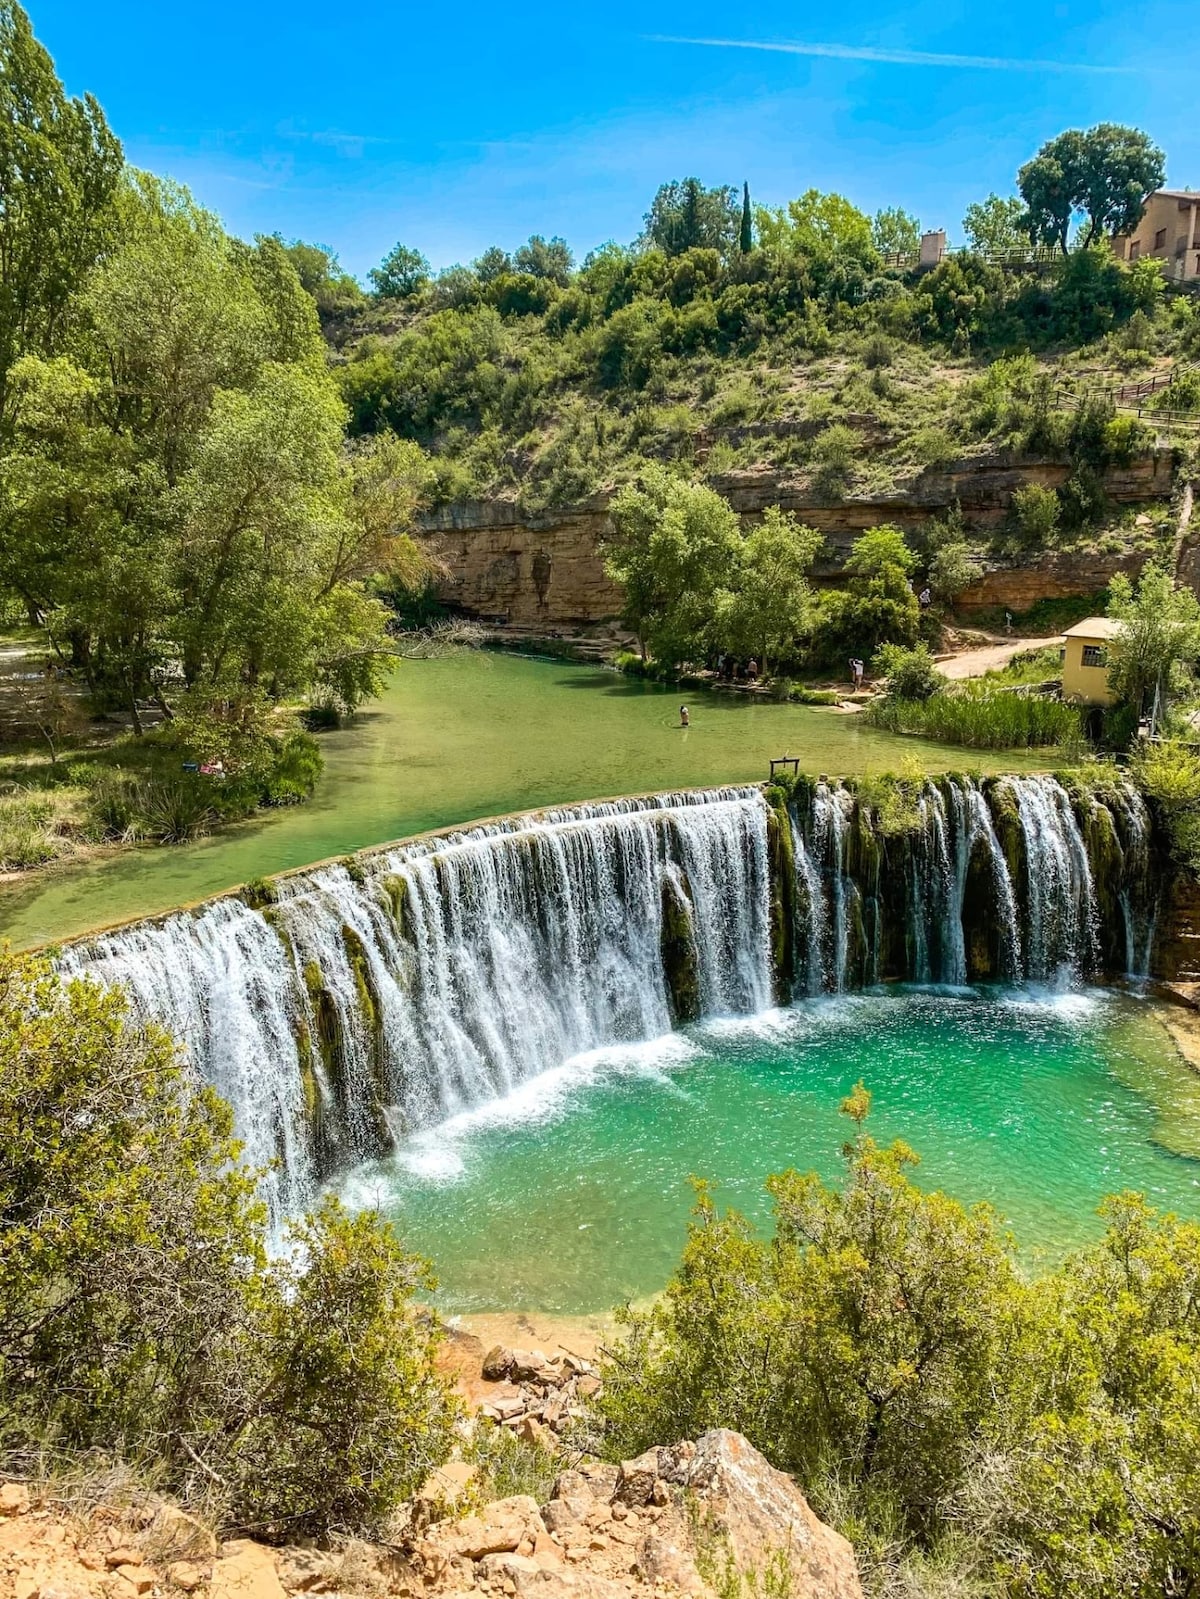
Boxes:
[1,652,1045,947]
[337,987,1200,1314]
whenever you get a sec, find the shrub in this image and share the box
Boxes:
[861,333,894,369]
[1008,482,1061,548]
[0,950,457,1536]
[872,643,945,701]
[1130,739,1200,874]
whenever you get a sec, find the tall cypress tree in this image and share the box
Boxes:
[739,182,753,254]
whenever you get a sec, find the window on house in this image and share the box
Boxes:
[1155,227,1168,250]
[1081,645,1108,668]
[1130,239,1141,259]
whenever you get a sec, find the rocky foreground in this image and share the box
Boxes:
[0,1430,860,1599]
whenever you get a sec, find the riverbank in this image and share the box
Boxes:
[0,651,1054,949]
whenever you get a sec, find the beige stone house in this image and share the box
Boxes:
[1061,617,1123,706]
[1112,190,1200,282]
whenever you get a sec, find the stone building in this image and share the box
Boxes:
[1112,190,1200,283]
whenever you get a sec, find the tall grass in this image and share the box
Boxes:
[867,685,1082,750]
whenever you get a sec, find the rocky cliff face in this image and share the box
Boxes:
[417,452,1174,628]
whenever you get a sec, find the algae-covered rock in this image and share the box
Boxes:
[660,873,701,1024]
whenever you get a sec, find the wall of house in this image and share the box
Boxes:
[1061,639,1117,705]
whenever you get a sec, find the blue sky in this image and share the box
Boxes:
[31,0,1200,279]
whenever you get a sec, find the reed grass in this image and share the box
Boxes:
[866,684,1082,750]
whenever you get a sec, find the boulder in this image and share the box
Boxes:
[482,1345,516,1381]
[684,1431,862,1599]
[541,1497,590,1534]
[550,1470,593,1502]
[418,1459,477,1514]
[166,1563,206,1593]
[429,1495,545,1560]
[614,1449,660,1507]
[114,1567,154,1595]
[634,1533,709,1597]
[147,1505,219,1561]
[209,1540,288,1599]
[0,1483,31,1516]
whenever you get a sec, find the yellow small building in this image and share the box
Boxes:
[1061,617,1123,706]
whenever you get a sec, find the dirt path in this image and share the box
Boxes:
[936,636,1050,680]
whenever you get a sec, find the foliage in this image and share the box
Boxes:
[871,208,920,258]
[962,195,1029,256]
[603,468,742,666]
[1129,739,1200,875]
[0,949,458,1536]
[928,540,977,602]
[596,1095,1200,1597]
[465,1421,560,1505]
[1106,563,1200,717]
[756,191,878,267]
[0,2,123,427]
[715,509,823,671]
[811,527,921,664]
[866,684,1083,749]
[1009,482,1061,548]
[872,643,945,701]
[641,180,740,258]
[1018,124,1165,254]
[369,243,430,300]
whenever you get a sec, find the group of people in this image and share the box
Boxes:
[714,654,759,682]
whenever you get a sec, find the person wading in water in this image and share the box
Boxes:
[679,705,690,728]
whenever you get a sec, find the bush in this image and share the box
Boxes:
[1008,482,1061,548]
[594,1095,1200,1598]
[1130,739,1200,874]
[0,950,457,1536]
[872,643,946,701]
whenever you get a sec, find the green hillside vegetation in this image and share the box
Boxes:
[329,163,1199,514]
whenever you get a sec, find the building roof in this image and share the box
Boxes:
[1156,190,1200,202]
[1062,617,1124,641]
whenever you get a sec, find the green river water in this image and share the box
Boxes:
[1,651,1045,947]
[338,989,1200,1314]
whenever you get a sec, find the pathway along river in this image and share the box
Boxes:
[3,651,1046,947]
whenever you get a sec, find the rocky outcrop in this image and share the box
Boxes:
[417,452,1175,628]
[413,1432,861,1599]
[1152,875,1200,983]
[0,1432,862,1599]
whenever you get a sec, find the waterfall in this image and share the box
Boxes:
[61,774,1157,1226]
[784,775,1150,994]
[64,788,772,1225]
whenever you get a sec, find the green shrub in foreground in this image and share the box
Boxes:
[595,1087,1200,1599]
[0,950,457,1537]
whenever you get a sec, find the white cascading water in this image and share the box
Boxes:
[790,775,1148,991]
[64,788,772,1226]
[61,775,1155,1227]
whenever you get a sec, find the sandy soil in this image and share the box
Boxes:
[936,636,1051,680]
[439,1312,617,1407]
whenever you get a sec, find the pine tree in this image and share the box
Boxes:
[740,182,754,253]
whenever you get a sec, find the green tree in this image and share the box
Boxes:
[717,508,823,671]
[513,235,573,285]
[603,467,742,666]
[1106,562,1200,720]
[641,179,740,258]
[0,947,457,1534]
[928,540,977,602]
[1018,124,1164,254]
[872,206,920,257]
[739,182,753,254]
[369,242,431,299]
[756,191,878,265]
[962,194,1030,256]
[0,3,122,428]
[598,1088,1018,1528]
[282,239,365,321]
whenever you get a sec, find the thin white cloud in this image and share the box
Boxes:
[648,35,1133,75]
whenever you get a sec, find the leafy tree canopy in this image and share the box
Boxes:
[369,241,431,299]
[871,206,921,257]
[756,190,879,264]
[1018,123,1164,254]
[962,194,1030,256]
[641,178,740,258]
